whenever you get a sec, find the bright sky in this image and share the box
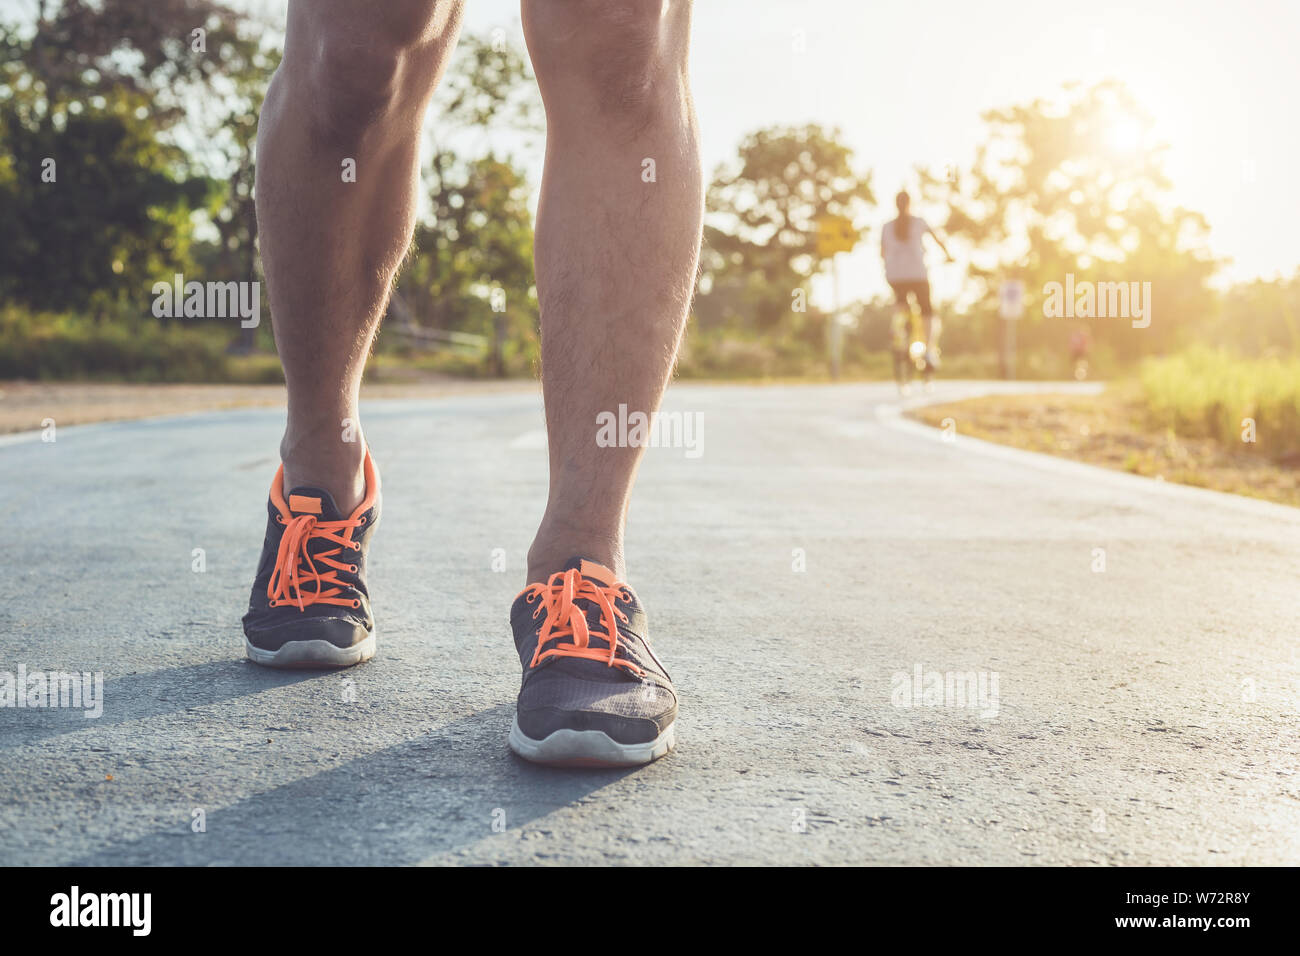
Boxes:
[8,0,1297,305]
[703,0,1300,304]
[459,0,1300,306]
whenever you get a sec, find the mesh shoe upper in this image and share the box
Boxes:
[510,558,676,745]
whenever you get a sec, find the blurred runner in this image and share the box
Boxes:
[890,309,914,395]
[881,190,953,391]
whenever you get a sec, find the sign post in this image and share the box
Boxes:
[816,214,858,380]
[998,279,1025,380]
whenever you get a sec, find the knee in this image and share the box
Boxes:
[524,0,689,124]
[288,0,461,149]
[303,40,409,147]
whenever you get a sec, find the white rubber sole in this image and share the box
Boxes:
[508,715,676,767]
[244,630,376,669]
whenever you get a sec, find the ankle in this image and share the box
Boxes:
[279,425,367,514]
[527,519,625,585]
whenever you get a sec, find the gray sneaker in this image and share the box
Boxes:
[241,449,381,668]
[508,558,677,766]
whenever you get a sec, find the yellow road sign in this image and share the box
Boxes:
[815,214,857,256]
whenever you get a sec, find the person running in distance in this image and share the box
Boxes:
[882,190,952,393]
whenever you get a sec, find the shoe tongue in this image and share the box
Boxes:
[561,557,617,587]
[286,486,345,521]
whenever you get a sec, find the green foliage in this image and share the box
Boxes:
[391,33,541,376]
[1,6,1293,389]
[1202,270,1300,356]
[1140,347,1300,456]
[0,304,229,381]
[0,88,208,315]
[697,123,875,333]
[401,153,536,352]
[0,0,277,325]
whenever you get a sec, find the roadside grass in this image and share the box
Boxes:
[2,303,1084,385]
[0,306,231,382]
[1139,347,1300,460]
[908,376,1300,508]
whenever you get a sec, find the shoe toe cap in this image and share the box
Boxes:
[243,613,371,652]
[517,671,676,744]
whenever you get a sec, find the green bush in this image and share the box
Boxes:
[0,306,230,382]
[1140,347,1300,457]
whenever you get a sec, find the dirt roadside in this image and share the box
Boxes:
[907,388,1300,508]
[0,379,536,434]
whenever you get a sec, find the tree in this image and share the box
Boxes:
[401,154,536,368]
[918,80,1218,359]
[0,0,280,318]
[697,124,875,336]
[0,54,206,315]
[1210,270,1300,357]
[393,31,543,374]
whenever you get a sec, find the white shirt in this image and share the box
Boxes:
[882,216,930,282]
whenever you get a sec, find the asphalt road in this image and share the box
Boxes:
[2,381,1297,865]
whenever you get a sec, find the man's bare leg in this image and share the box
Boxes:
[244,0,463,669]
[256,0,464,511]
[521,0,703,584]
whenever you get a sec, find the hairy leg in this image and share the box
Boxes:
[521,0,703,583]
[256,0,464,510]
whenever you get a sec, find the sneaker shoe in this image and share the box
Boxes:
[242,448,381,668]
[508,558,677,766]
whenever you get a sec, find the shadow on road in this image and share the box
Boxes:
[64,701,640,866]
[0,660,318,750]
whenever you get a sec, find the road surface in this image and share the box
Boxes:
[1,382,1297,865]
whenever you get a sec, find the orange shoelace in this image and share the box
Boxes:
[266,511,367,611]
[520,569,644,676]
